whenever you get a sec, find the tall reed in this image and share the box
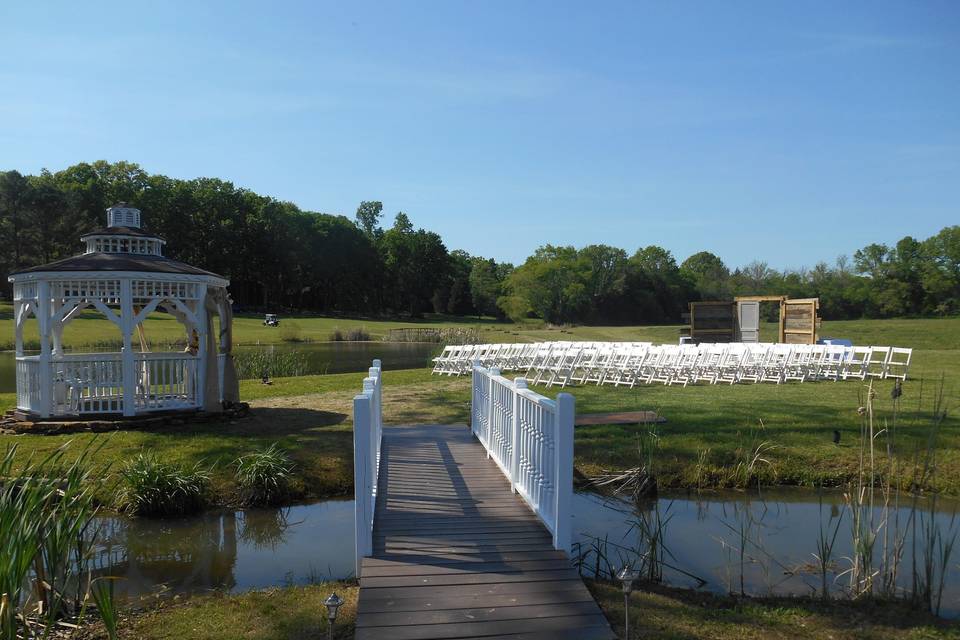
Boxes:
[0,442,109,640]
[233,349,310,379]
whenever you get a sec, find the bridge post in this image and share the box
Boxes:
[353,393,373,576]
[554,392,575,553]
[510,378,527,493]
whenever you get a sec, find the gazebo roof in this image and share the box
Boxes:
[9,252,225,279]
[80,226,165,241]
[9,203,226,282]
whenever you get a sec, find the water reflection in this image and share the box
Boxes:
[572,488,960,617]
[91,500,354,602]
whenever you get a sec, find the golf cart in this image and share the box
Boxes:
[264,313,280,327]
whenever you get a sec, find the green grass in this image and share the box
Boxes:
[2,316,958,506]
[587,580,960,639]
[73,578,959,640]
[78,582,359,640]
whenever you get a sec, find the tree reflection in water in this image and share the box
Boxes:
[239,507,294,551]
[93,511,241,600]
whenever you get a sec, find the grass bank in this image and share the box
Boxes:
[78,582,359,640]
[73,579,959,639]
[587,580,960,639]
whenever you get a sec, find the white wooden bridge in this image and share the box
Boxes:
[352,361,615,639]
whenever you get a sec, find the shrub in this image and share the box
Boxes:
[329,329,345,341]
[346,327,371,341]
[235,444,295,506]
[118,453,209,517]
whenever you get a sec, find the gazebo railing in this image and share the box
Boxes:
[134,353,199,412]
[53,353,124,414]
[16,352,201,416]
[15,356,41,413]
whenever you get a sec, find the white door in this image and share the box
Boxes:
[738,301,760,343]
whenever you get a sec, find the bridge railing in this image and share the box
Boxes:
[353,359,383,576]
[471,362,574,552]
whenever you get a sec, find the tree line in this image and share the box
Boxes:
[1,161,957,324]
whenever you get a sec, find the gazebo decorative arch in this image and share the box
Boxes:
[8,203,239,419]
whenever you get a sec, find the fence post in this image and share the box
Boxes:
[554,392,575,553]
[353,393,372,577]
[510,378,527,492]
[471,359,481,440]
[372,359,382,434]
[485,367,496,457]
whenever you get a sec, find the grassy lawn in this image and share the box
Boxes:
[77,582,360,640]
[1,315,957,505]
[587,580,960,639]
[73,578,960,639]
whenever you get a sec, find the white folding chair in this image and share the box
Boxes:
[886,347,912,380]
[866,346,891,379]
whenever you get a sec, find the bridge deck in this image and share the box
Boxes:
[355,424,615,640]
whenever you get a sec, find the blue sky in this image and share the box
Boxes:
[1,1,957,269]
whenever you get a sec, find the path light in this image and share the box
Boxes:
[323,593,344,639]
[617,565,639,638]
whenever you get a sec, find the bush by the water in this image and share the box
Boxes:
[233,349,309,380]
[329,327,372,341]
[118,453,209,517]
[235,443,295,506]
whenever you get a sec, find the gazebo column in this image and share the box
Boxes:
[120,279,137,417]
[196,284,208,410]
[37,281,52,418]
[13,299,23,357]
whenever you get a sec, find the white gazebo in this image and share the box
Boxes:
[8,203,239,419]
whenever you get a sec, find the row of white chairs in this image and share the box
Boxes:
[432,341,912,388]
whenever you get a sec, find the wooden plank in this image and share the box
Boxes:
[354,614,612,640]
[360,559,573,578]
[357,589,595,614]
[358,578,591,602]
[355,601,604,627]
[356,424,614,639]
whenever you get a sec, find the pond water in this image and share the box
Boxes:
[91,500,356,602]
[0,342,438,393]
[573,488,960,617]
[89,489,960,617]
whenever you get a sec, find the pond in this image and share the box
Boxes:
[0,341,438,393]
[89,489,960,617]
[91,500,356,602]
[573,488,960,617]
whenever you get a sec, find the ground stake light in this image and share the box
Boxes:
[617,565,639,638]
[323,593,344,639]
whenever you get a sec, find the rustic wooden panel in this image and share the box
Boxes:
[356,424,615,639]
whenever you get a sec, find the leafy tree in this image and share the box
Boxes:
[469,258,501,318]
[680,251,730,300]
[355,201,383,238]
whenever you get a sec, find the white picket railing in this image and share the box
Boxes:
[471,363,574,552]
[17,353,202,415]
[353,359,383,576]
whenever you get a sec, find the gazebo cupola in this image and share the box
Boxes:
[80,203,166,256]
[8,204,238,419]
